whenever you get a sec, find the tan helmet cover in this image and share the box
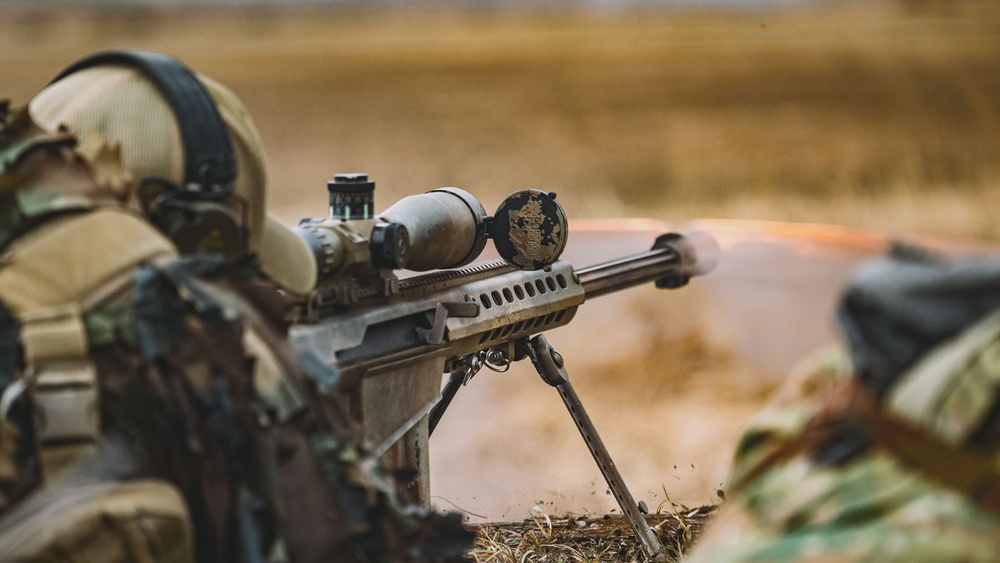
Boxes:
[28,63,317,295]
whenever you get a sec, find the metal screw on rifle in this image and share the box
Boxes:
[551,349,564,368]
[483,349,511,372]
[638,500,648,514]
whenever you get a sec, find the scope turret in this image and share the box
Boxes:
[328,173,375,220]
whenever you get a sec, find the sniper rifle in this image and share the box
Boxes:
[288,174,717,559]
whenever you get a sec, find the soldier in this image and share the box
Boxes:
[0,51,469,562]
[684,244,1000,562]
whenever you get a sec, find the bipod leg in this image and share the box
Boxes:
[429,370,465,436]
[526,335,664,560]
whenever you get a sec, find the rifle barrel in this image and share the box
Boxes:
[577,239,695,299]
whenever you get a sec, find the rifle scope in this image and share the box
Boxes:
[294,175,490,282]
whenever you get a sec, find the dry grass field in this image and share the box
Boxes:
[2,1,1000,237]
[3,2,1000,559]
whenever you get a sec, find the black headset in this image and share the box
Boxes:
[51,50,247,263]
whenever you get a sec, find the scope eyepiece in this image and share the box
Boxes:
[294,218,345,277]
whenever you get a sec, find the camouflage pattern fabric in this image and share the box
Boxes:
[120,255,471,562]
[685,245,1000,563]
[684,346,1000,563]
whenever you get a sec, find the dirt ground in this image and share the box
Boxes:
[3,2,1000,558]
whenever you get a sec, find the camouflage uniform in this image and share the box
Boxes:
[685,247,1000,563]
[0,56,470,562]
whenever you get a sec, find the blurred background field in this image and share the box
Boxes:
[2,0,999,239]
[3,0,1000,523]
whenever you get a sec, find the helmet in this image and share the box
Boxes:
[28,52,317,295]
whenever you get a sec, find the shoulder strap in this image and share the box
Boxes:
[0,304,17,393]
[887,309,1000,445]
[729,381,1000,516]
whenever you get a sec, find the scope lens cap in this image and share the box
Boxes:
[492,189,568,270]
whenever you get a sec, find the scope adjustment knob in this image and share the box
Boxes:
[370,222,410,270]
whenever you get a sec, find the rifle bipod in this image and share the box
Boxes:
[429,336,665,561]
[525,335,665,560]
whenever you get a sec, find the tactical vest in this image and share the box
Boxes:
[0,209,176,477]
[0,110,195,561]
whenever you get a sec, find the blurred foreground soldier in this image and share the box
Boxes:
[685,244,1000,562]
[0,51,470,562]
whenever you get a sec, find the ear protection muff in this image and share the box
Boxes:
[50,50,247,262]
